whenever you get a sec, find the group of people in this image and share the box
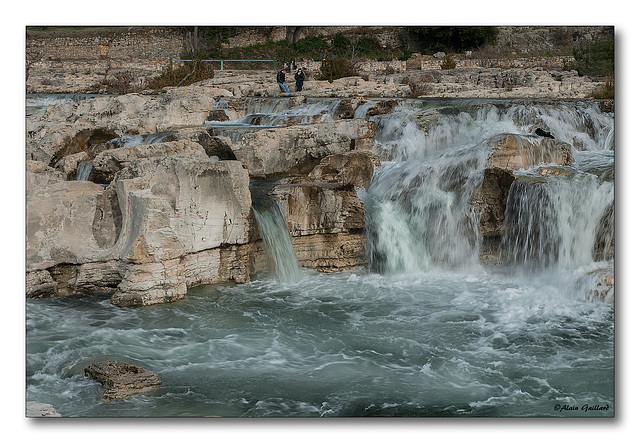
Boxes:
[277,60,305,94]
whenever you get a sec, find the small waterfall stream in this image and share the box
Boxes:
[252,200,302,284]
[250,180,302,283]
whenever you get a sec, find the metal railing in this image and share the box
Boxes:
[169,57,277,71]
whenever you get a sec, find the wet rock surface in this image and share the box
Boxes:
[26,402,62,417]
[84,361,161,400]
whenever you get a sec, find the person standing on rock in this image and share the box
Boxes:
[294,68,305,92]
[277,69,291,93]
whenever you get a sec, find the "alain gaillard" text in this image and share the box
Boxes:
[555,403,610,412]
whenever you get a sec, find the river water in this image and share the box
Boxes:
[26,96,614,418]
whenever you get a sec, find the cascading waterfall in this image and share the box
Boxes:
[364,100,614,279]
[364,141,489,273]
[207,98,348,141]
[75,161,93,181]
[251,190,302,283]
[500,171,614,270]
[253,201,302,283]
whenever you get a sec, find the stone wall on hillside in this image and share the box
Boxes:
[27,27,185,62]
[421,56,575,71]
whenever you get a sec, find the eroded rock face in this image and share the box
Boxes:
[90,140,209,183]
[229,119,376,178]
[26,148,253,305]
[271,151,381,272]
[472,167,516,238]
[26,86,233,165]
[486,133,574,170]
[84,361,161,400]
[471,133,575,239]
[25,89,383,304]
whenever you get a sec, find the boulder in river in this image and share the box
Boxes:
[84,361,161,400]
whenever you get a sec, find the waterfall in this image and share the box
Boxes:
[76,161,92,181]
[252,197,302,283]
[207,98,346,137]
[369,100,613,163]
[500,171,614,270]
[364,100,614,278]
[364,141,489,274]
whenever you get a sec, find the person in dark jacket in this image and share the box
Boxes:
[277,69,291,93]
[294,68,305,92]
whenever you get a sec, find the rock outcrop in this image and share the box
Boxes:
[228,119,376,178]
[84,361,161,400]
[25,91,381,304]
[271,150,381,272]
[26,140,254,306]
[470,134,575,264]
[26,402,62,417]
[26,86,233,165]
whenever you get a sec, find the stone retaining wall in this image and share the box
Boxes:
[294,57,572,74]
[27,28,185,62]
[421,56,575,70]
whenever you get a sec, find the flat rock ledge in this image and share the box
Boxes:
[26,401,62,417]
[84,361,161,400]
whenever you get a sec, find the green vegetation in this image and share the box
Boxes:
[566,35,614,77]
[188,27,398,68]
[409,26,499,53]
[562,33,614,98]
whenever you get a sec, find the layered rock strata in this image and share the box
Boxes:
[271,150,381,272]
[26,92,379,305]
[26,141,254,306]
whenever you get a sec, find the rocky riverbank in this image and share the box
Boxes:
[27,65,606,99]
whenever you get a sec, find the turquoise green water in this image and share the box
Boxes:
[26,268,614,417]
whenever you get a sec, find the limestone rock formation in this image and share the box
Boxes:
[26,402,62,417]
[26,86,233,165]
[485,133,574,171]
[471,133,575,262]
[229,119,376,178]
[26,146,253,306]
[271,151,381,272]
[84,361,161,400]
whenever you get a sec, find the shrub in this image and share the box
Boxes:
[410,26,499,53]
[317,57,357,82]
[355,36,385,59]
[148,59,215,90]
[566,34,614,77]
[332,32,351,58]
[109,71,135,94]
[293,35,331,59]
[592,74,614,99]
[440,55,457,70]
[408,71,442,97]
